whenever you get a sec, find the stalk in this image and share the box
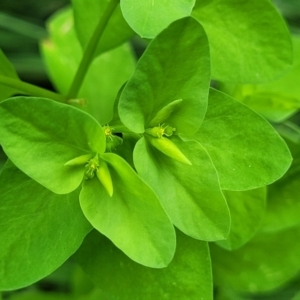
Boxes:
[67,0,120,99]
[0,75,66,102]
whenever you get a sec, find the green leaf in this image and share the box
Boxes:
[79,153,176,267]
[72,0,134,56]
[0,162,92,290]
[211,225,300,293]
[262,158,300,232]
[118,16,210,135]
[75,230,213,299]
[0,48,20,100]
[41,7,135,124]
[195,89,292,190]
[220,36,300,122]
[134,136,230,241]
[120,0,196,38]
[216,188,266,250]
[0,97,105,194]
[192,0,292,83]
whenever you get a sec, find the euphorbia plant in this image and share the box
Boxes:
[0,0,296,298]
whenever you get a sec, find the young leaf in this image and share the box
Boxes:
[216,188,266,250]
[79,153,176,268]
[75,230,213,300]
[192,0,292,83]
[118,16,210,135]
[195,89,292,190]
[134,136,230,241]
[41,7,135,124]
[72,0,135,56]
[0,161,92,290]
[0,48,20,100]
[211,225,300,293]
[120,0,196,38]
[0,97,105,194]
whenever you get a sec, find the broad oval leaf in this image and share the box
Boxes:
[195,89,292,190]
[134,136,230,241]
[72,0,134,56]
[192,0,292,83]
[75,230,213,300]
[0,48,20,100]
[0,162,92,290]
[119,16,210,135]
[221,36,300,123]
[41,7,135,124]
[0,97,105,194]
[79,153,176,268]
[216,188,266,250]
[211,225,300,293]
[120,0,196,38]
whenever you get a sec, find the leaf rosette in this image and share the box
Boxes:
[0,97,175,269]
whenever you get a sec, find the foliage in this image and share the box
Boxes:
[0,0,300,299]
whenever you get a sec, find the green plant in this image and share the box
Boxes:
[0,0,300,299]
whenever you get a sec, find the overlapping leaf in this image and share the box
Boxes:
[0,97,105,194]
[118,16,210,135]
[262,157,300,232]
[211,225,300,293]
[221,36,300,123]
[192,0,292,83]
[80,153,176,268]
[75,230,213,299]
[195,89,292,190]
[216,188,266,250]
[134,136,230,241]
[0,48,20,100]
[0,161,92,290]
[120,0,196,38]
[72,0,134,56]
[41,7,135,124]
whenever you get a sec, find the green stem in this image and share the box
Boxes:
[0,75,66,102]
[67,0,120,99]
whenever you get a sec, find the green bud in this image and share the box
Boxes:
[106,135,123,152]
[146,135,192,165]
[96,161,113,197]
[103,124,123,152]
[85,156,99,179]
[145,124,176,138]
[64,153,94,166]
[148,99,182,127]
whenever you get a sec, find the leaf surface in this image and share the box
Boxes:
[211,225,300,293]
[120,0,195,38]
[75,230,213,299]
[192,0,292,83]
[216,188,266,250]
[119,16,210,135]
[0,97,105,194]
[195,89,292,190]
[79,153,176,267]
[221,36,300,122]
[0,162,92,290]
[262,158,300,232]
[134,136,230,241]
